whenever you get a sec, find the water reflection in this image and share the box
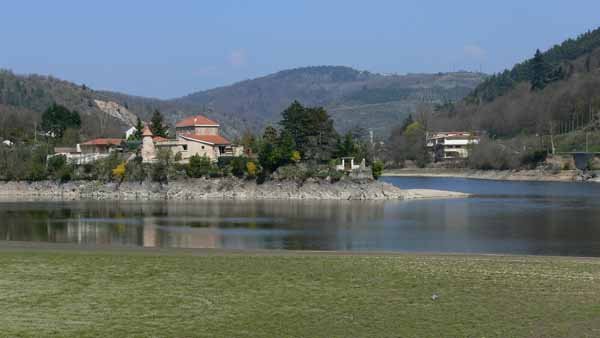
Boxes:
[2,178,600,256]
[0,200,387,251]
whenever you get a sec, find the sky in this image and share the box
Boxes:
[1,0,599,99]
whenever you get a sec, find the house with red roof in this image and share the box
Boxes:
[141,114,243,163]
[53,138,125,165]
[79,138,124,154]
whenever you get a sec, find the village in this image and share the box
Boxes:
[48,109,481,180]
[53,114,244,165]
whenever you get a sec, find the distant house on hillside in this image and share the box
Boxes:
[141,115,243,163]
[426,132,480,161]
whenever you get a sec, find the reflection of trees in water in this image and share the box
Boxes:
[0,200,389,250]
[7,198,600,254]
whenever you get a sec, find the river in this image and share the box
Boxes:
[1,177,600,256]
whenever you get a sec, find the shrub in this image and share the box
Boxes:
[47,155,67,174]
[246,161,258,178]
[125,156,147,182]
[112,162,126,181]
[468,138,519,170]
[46,155,74,182]
[186,154,215,178]
[94,152,122,182]
[291,150,301,163]
[151,162,168,183]
[372,161,384,179]
[520,150,547,169]
[228,156,248,178]
[27,161,47,181]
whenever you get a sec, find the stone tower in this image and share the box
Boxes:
[141,125,156,163]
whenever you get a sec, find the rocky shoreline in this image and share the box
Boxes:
[0,178,468,201]
[384,169,600,183]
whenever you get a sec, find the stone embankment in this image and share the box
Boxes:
[384,169,600,183]
[0,178,468,201]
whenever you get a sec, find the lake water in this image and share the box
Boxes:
[2,177,600,256]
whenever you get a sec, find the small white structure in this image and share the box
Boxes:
[427,132,480,161]
[125,126,137,140]
[336,157,361,172]
[2,140,14,147]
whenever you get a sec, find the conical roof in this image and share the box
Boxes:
[142,125,153,137]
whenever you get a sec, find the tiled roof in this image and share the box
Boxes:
[179,133,231,145]
[80,138,123,146]
[142,125,153,137]
[175,115,220,127]
[152,136,169,142]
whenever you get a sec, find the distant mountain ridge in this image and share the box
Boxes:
[0,66,486,140]
[160,66,485,138]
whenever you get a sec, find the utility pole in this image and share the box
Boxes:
[586,132,589,153]
[549,121,556,155]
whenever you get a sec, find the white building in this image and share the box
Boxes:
[426,132,480,161]
[125,126,137,140]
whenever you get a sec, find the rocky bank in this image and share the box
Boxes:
[0,178,468,201]
[384,169,600,183]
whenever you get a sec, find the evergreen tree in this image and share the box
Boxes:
[40,103,81,139]
[277,130,296,162]
[132,117,144,140]
[279,101,338,162]
[150,110,168,137]
[400,114,414,132]
[336,132,358,158]
[531,49,550,91]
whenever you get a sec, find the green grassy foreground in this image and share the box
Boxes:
[2,247,600,337]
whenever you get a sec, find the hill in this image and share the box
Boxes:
[434,27,600,138]
[0,66,485,141]
[0,70,144,140]
[165,66,485,138]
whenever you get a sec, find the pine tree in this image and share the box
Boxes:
[400,114,414,132]
[150,110,168,137]
[530,49,550,91]
[131,117,144,140]
[40,103,81,139]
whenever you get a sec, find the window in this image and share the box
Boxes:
[201,146,205,149]
[182,145,188,151]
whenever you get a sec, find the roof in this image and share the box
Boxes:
[54,147,79,154]
[175,115,220,128]
[142,125,153,137]
[152,136,169,142]
[80,138,123,146]
[179,133,231,145]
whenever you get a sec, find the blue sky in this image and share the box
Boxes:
[1,0,599,98]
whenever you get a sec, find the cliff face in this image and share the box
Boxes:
[0,178,467,201]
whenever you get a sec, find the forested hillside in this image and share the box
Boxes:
[167,66,484,138]
[0,70,142,140]
[433,27,600,138]
[0,66,484,142]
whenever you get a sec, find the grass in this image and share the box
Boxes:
[1,247,600,337]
